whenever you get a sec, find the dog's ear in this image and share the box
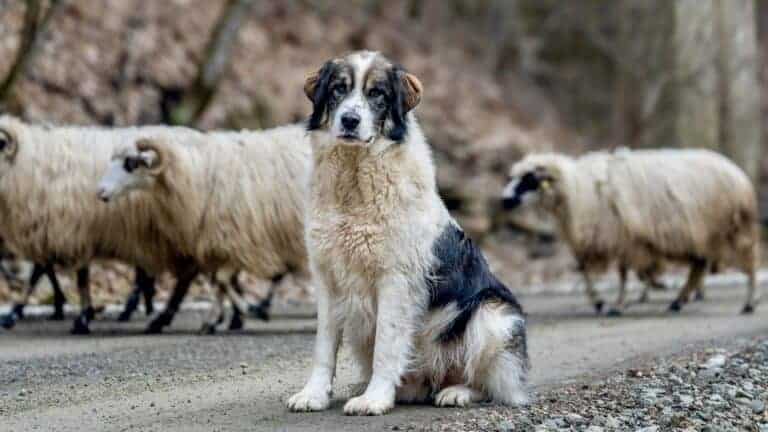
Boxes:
[387,67,423,142]
[401,72,423,112]
[305,61,336,131]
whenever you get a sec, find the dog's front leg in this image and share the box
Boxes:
[287,278,342,412]
[344,274,414,416]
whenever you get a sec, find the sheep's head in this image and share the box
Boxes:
[501,154,566,211]
[97,138,166,202]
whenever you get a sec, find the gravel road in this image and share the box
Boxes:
[1,285,767,431]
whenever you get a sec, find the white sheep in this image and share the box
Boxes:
[97,125,312,332]
[0,115,202,333]
[502,148,760,315]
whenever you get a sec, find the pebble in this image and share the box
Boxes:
[702,354,726,369]
[751,399,765,414]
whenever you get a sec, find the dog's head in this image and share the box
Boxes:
[304,51,423,146]
[501,154,565,211]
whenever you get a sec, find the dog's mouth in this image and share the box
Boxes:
[337,132,376,145]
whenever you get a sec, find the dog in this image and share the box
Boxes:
[286,51,529,416]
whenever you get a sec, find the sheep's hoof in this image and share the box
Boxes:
[741,304,755,314]
[199,323,217,335]
[71,316,91,335]
[48,310,65,321]
[145,303,155,316]
[248,304,271,322]
[593,301,605,314]
[693,292,705,302]
[228,314,244,331]
[11,304,25,320]
[668,300,683,312]
[145,315,170,334]
[606,308,623,317]
[1,313,17,329]
[116,310,133,322]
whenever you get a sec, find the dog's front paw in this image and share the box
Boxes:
[286,388,331,412]
[343,395,394,416]
[435,385,479,408]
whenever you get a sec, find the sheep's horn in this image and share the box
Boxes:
[135,138,167,173]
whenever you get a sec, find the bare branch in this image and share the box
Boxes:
[0,0,66,108]
[167,0,255,126]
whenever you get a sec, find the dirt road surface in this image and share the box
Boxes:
[1,285,767,431]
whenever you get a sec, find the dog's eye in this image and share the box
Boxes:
[332,84,347,97]
[367,88,384,99]
[123,158,139,173]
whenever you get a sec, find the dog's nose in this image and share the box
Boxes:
[341,112,361,130]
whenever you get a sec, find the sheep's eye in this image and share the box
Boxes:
[368,88,384,99]
[0,138,7,151]
[123,158,139,173]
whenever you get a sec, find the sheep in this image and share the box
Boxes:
[0,115,205,334]
[501,148,760,315]
[96,125,311,333]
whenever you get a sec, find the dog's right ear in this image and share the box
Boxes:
[305,61,336,131]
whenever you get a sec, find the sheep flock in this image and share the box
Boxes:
[0,115,762,335]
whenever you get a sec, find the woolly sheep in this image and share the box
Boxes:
[0,115,202,334]
[502,148,760,315]
[97,124,311,332]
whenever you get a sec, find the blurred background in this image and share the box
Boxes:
[0,0,764,306]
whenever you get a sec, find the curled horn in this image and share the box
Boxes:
[135,137,167,174]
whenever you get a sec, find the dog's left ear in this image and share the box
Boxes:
[401,72,423,112]
[387,67,423,142]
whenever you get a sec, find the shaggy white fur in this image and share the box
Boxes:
[504,148,760,314]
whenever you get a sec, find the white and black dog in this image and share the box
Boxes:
[287,51,529,416]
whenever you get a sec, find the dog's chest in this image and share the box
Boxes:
[309,208,397,276]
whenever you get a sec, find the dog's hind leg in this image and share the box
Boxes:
[472,306,529,406]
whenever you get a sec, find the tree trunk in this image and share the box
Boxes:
[0,0,65,111]
[714,0,762,184]
[166,0,255,126]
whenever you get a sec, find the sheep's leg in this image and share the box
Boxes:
[249,273,283,321]
[227,272,244,331]
[141,271,157,316]
[1,263,48,329]
[71,267,93,335]
[607,265,628,317]
[145,268,197,334]
[741,255,760,314]
[669,259,707,312]
[45,265,65,320]
[118,267,155,321]
[581,270,604,314]
[693,284,706,302]
[200,276,227,334]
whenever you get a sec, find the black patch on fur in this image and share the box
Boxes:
[502,173,540,210]
[427,224,524,342]
[386,66,410,142]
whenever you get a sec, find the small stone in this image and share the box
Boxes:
[566,413,586,425]
[702,355,726,369]
[239,363,248,369]
[636,427,659,432]
[149,402,155,408]
[751,399,765,414]
[497,420,514,431]
[585,426,604,432]
[604,417,621,428]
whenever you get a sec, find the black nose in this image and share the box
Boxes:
[341,112,361,130]
[502,197,520,210]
